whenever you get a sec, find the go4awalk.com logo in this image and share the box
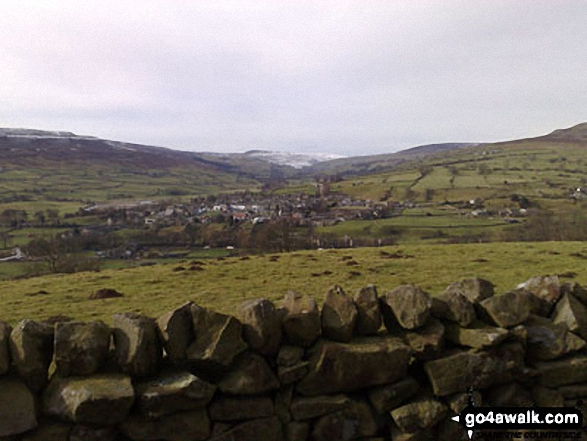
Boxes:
[452,404,583,439]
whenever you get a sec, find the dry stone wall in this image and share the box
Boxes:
[1,275,586,440]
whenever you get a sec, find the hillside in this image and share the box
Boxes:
[0,130,267,216]
[303,142,477,176]
[306,123,587,246]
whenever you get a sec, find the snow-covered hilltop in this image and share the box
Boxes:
[0,128,97,140]
[243,150,346,169]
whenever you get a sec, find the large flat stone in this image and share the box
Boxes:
[0,377,38,437]
[444,321,509,349]
[42,374,134,425]
[135,370,216,419]
[424,343,525,396]
[297,336,411,396]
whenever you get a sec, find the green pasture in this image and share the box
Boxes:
[0,241,585,324]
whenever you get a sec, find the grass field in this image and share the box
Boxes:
[1,241,585,325]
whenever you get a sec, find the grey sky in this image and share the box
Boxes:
[1,1,586,156]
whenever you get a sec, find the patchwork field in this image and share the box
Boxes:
[1,241,585,325]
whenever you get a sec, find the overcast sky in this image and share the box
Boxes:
[1,1,586,156]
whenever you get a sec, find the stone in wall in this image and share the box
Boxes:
[278,361,308,386]
[446,390,482,414]
[390,423,434,441]
[534,355,587,387]
[121,409,210,441]
[112,313,162,377]
[311,399,378,441]
[403,318,444,360]
[431,291,476,327]
[562,281,587,305]
[297,336,411,396]
[0,321,12,375]
[9,319,53,391]
[281,291,321,347]
[367,377,420,413]
[524,314,586,360]
[20,421,71,441]
[558,384,587,399]
[353,285,382,336]
[424,343,525,396]
[54,321,111,377]
[532,385,564,407]
[209,395,274,421]
[276,345,308,385]
[284,422,309,441]
[444,277,495,303]
[69,425,119,441]
[6,274,587,440]
[444,321,509,349]
[157,301,194,362]
[217,352,280,395]
[135,370,216,419]
[208,417,283,441]
[382,285,432,330]
[487,382,534,407]
[321,285,358,342]
[517,275,561,316]
[42,373,134,425]
[274,386,293,424]
[238,298,282,355]
[479,289,533,328]
[187,305,247,374]
[0,377,38,437]
[551,293,587,340]
[290,394,351,420]
[390,397,447,433]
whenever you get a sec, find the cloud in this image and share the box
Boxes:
[1,0,586,155]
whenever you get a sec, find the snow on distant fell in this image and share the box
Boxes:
[0,128,96,140]
[244,150,345,169]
